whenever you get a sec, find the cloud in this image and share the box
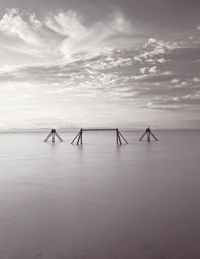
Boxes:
[134,38,182,79]
[0,8,42,46]
[134,38,180,68]
[157,58,167,63]
[148,96,200,110]
[0,8,135,61]
[1,8,200,117]
[135,76,200,110]
[134,71,174,82]
[0,46,200,112]
[140,67,148,74]
[148,66,159,74]
[139,66,160,74]
[44,11,86,37]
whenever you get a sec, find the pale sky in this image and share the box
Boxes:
[0,0,200,129]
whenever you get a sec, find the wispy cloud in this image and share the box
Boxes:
[1,48,200,113]
[0,8,42,46]
[0,6,200,128]
[0,8,135,61]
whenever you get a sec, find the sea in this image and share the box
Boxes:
[0,130,199,259]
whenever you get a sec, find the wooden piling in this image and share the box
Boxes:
[71,128,128,145]
[139,127,158,142]
[44,129,63,142]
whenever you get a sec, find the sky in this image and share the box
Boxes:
[0,0,200,129]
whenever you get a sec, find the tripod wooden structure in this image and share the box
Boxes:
[71,128,128,145]
[44,129,63,142]
[139,127,158,142]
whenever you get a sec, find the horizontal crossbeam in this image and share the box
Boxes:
[81,128,118,131]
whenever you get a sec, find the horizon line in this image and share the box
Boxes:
[0,127,200,132]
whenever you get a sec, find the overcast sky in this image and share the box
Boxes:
[0,0,200,129]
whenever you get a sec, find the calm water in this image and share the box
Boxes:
[0,130,200,259]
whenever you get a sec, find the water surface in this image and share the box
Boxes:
[0,130,200,259]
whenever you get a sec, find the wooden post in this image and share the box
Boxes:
[116,129,119,145]
[76,129,83,145]
[147,130,150,142]
[118,131,128,144]
[52,132,55,142]
[139,127,158,142]
[44,132,52,142]
[71,128,128,145]
[44,129,63,142]
[150,131,158,141]
[77,131,81,145]
[117,129,122,145]
[80,129,83,145]
[71,131,81,144]
[139,131,146,141]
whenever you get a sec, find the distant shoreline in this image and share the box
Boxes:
[0,128,199,133]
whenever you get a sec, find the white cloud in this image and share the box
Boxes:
[0,8,42,46]
[1,8,200,127]
[140,67,148,74]
[193,77,200,82]
[157,58,167,63]
[135,38,179,66]
[29,14,42,31]
[147,38,157,44]
[139,66,159,74]
[0,8,135,61]
[149,66,159,74]
[44,11,86,37]
[171,79,180,84]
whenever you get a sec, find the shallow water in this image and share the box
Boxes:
[0,130,200,259]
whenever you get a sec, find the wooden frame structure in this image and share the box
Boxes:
[71,128,128,145]
[44,129,63,142]
[139,127,158,142]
